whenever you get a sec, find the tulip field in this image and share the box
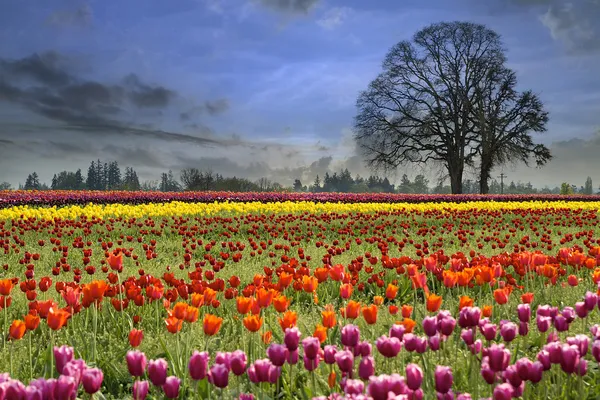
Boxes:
[3,192,600,399]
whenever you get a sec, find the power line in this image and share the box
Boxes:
[498,173,507,194]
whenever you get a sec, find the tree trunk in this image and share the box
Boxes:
[448,162,463,194]
[479,163,491,194]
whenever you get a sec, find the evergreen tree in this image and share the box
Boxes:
[86,161,97,190]
[293,179,303,192]
[74,169,84,190]
[584,177,593,195]
[24,172,40,190]
[311,175,321,193]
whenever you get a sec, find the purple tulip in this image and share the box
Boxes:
[29,378,56,400]
[585,291,597,310]
[403,333,418,352]
[529,361,544,383]
[253,359,273,382]
[537,350,551,370]
[62,359,87,385]
[358,356,375,380]
[429,334,441,351]
[480,361,495,384]
[487,344,510,372]
[148,358,168,386]
[215,352,231,370]
[458,307,481,328]
[344,379,364,395]
[515,357,532,381]
[405,363,423,391]
[133,380,149,400]
[287,349,298,365]
[230,350,247,376]
[536,316,551,333]
[54,375,77,400]
[480,323,497,341]
[469,339,483,355]
[415,336,428,354]
[410,388,424,399]
[376,335,401,358]
[567,334,589,356]
[162,376,180,399]
[209,363,229,388]
[302,337,321,360]
[367,375,391,400]
[502,365,521,387]
[560,344,580,374]
[81,367,103,394]
[553,315,569,332]
[575,302,588,318]
[189,351,210,380]
[423,316,438,337]
[438,317,456,336]
[3,380,25,400]
[239,394,254,400]
[356,341,372,357]
[519,322,529,336]
[577,359,588,376]
[268,365,281,384]
[388,373,408,395]
[545,342,562,364]
[492,383,513,400]
[25,385,43,400]
[434,366,453,394]
[126,350,147,377]
[390,324,406,341]
[341,324,360,347]
[303,355,320,371]
[562,307,576,323]
[456,394,472,400]
[460,329,474,346]
[335,350,354,373]
[517,304,530,323]
[267,344,288,367]
[499,322,517,342]
[284,327,301,351]
[323,345,338,364]
[593,340,600,362]
[53,346,74,375]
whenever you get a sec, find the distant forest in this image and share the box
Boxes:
[1,159,596,195]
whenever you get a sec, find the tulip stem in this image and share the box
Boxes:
[28,331,33,381]
[93,302,98,365]
[9,340,13,376]
[2,297,6,351]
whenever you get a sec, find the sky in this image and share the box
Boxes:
[0,0,599,189]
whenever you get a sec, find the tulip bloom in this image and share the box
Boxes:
[129,329,143,347]
[148,358,168,386]
[385,283,398,300]
[133,380,149,400]
[126,350,147,377]
[493,288,509,305]
[321,305,336,329]
[24,314,40,331]
[406,363,423,391]
[362,304,378,325]
[376,335,401,358]
[162,376,180,399]
[435,365,453,394]
[9,320,26,340]
[47,308,69,331]
[340,284,353,299]
[313,324,328,343]
[203,314,223,336]
[426,294,442,312]
[82,367,103,394]
[189,351,210,380]
[243,315,263,333]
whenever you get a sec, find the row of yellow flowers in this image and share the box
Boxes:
[1,200,600,220]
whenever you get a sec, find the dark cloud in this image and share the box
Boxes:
[258,0,319,14]
[180,99,230,120]
[0,51,235,147]
[47,4,93,27]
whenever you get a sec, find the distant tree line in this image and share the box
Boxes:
[5,160,598,195]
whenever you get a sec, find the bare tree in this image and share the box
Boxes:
[472,67,550,193]
[354,22,509,193]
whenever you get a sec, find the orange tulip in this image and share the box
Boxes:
[340,284,353,299]
[88,280,108,300]
[166,316,183,334]
[302,276,318,293]
[171,302,188,320]
[261,330,273,344]
[385,284,398,300]
[0,279,14,296]
[203,314,223,336]
[256,288,274,308]
[47,308,69,331]
[24,314,40,331]
[236,297,253,315]
[493,288,509,305]
[278,310,297,330]
[426,294,442,312]
[203,288,217,304]
[9,320,26,340]
[362,304,378,325]
[273,295,290,313]
[329,264,345,281]
[567,275,579,287]
[243,315,263,332]
[190,293,204,308]
[328,371,336,389]
[459,296,474,310]
[373,296,384,306]
[314,267,329,283]
[401,305,413,319]
[278,272,293,289]
[342,300,361,319]
[400,318,416,333]
[108,252,123,270]
[313,324,327,343]
[321,304,336,329]
[482,305,493,318]
[521,292,534,304]
[388,305,399,315]
[185,306,199,323]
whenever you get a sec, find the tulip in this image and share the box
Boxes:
[480,323,497,341]
[367,375,391,400]
[458,307,480,328]
[55,375,77,400]
[268,365,281,384]
[53,345,74,374]
[358,356,375,380]
[344,379,364,395]
[215,352,231,370]
[434,366,453,394]
[518,322,529,336]
[480,360,495,384]
[567,334,589,356]
[128,329,143,347]
[487,344,510,372]
[189,351,210,381]
[415,336,428,354]
[82,367,103,394]
[575,302,588,318]
[405,363,423,390]
[560,344,580,374]
[209,363,229,389]
[592,340,600,362]
[287,349,298,365]
[492,383,513,400]
[422,316,438,337]
[529,361,544,383]
[517,304,530,323]
[357,341,372,357]
[499,322,517,342]
[133,380,149,400]
[126,350,147,377]
[577,359,588,376]
[456,394,472,400]
[341,324,360,347]
[515,357,532,381]
[29,378,56,400]
[267,344,288,367]
[536,316,551,333]
[438,317,456,336]
[554,315,569,332]
[25,385,43,400]
[323,345,338,364]
[460,329,474,346]
[303,355,320,371]
[429,334,441,351]
[62,359,87,385]
[162,376,180,399]
[302,337,320,360]
[585,291,597,310]
[376,335,401,358]
[334,350,354,373]
[148,358,168,386]
[562,307,575,323]
[389,324,406,341]
[403,333,418,352]
[537,350,551,370]
[230,350,247,376]
[284,327,301,351]
[469,339,482,355]
[545,341,562,363]
[502,365,521,387]
[4,380,26,400]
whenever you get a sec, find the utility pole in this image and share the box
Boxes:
[498,173,507,194]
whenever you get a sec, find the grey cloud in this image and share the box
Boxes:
[0,52,71,86]
[180,99,230,120]
[47,4,93,27]
[258,0,319,14]
[123,74,175,108]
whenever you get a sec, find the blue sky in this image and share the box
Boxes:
[1,0,599,188]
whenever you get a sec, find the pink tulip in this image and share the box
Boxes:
[567,334,589,356]
[480,323,497,341]
[499,322,517,342]
[335,350,354,373]
[422,316,438,337]
[215,352,231,370]
[209,363,229,388]
[429,334,441,351]
[592,340,600,362]
[405,363,423,391]
[25,385,43,400]
[230,350,247,376]
[302,337,320,360]
[458,307,481,328]
[126,350,147,377]
[585,291,597,310]
[356,341,372,357]
[389,324,406,340]
[560,344,580,374]
[553,315,569,332]
[323,345,338,364]
[536,350,551,370]
[487,344,510,372]
[575,302,588,318]
[53,346,74,375]
[81,367,103,394]
[284,327,301,351]
[502,365,521,387]
[148,358,168,386]
[267,344,288,367]
[376,335,401,358]
[515,357,532,381]
[287,349,298,365]
[434,366,453,394]
[460,329,474,346]
[162,376,180,399]
[189,351,210,380]
[536,316,551,333]
[133,380,149,400]
[62,359,87,385]
[303,355,320,371]
[518,322,529,336]
[344,379,364,395]
[358,356,375,380]
[438,317,456,336]
[54,375,77,400]
[341,325,360,347]
[492,383,513,400]
[517,304,530,323]
[403,333,418,351]
[529,361,544,383]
